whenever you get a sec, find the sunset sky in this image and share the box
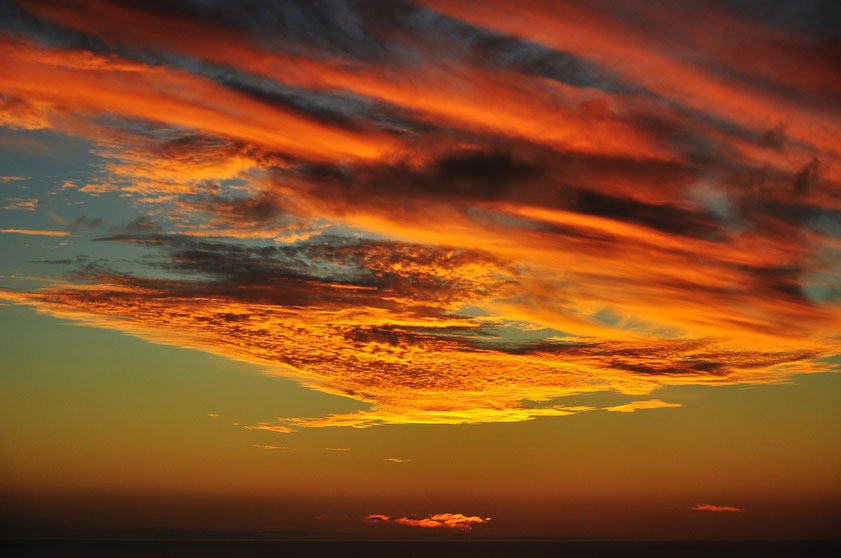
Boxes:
[1,0,840,541]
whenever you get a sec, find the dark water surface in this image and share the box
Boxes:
[2,539,840,557]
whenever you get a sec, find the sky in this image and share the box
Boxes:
[1,0,840,541]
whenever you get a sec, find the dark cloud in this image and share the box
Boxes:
[104,0,411,63]
[9,0,632,96]
[87,234,515,315]
[292,145,720,238]
[216,75,370,132]
[115,216,161,234]
[179,192,286,223]
[758,122,787,151]
[31,258,73,265]
[793,157,821,196]
[461,31,635,92]
[67,216,103,233]
[0,0,101,49]
[569,187,721,239]
[722,0,841,39]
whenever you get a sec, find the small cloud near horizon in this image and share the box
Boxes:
[366,513,492,530]
[689,504,743,512]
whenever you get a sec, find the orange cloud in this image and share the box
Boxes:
[0,37,398,163]
[2,198,38,211]
[604,400,683,413]
[0,228,69,236]
[689,504,744,512]
[2,1,839,432]
[421,0,841,167]
[20,0,671,161]
[1,231,835,430]
[366,513,491,530]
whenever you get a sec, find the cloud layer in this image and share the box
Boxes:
[1,0,839,428]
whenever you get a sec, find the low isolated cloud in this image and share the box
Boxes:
[0,228,69,236]
[366,513,491,530]
[604,399,683,413]
[3,197,38,210]
[689,504,743,512]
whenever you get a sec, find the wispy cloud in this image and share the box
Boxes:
[237,423,293,434]
[0,228,69,236]
[2,0,839,430]
[689,504,744,512]
[2,198,38,210]
[604,399,683,413]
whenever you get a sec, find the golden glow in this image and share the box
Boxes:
[1,0,839,454]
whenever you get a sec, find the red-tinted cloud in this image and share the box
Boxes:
[366,513,492,530]
[2,0,839,429]
[689,504,744,512]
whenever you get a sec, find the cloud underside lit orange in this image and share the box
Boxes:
[689,504,744,512]
[366,513,492,530]
[0,228,71,236]
[1,1,840,429]
[603,399,683,413]
[1,238,835,429]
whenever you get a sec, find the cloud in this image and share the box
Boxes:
[238,423,293,434]
[604,399,683,413]
[2,226,837,429]
[0,228,69,236]
[114,216,161,235]
[252,445,293,451]
[689,504,744,512]
[421,0,841,163]
[2,0,840,431]
[66,216,102,233]
[2,197,38,210]
[384,458,411,463]
[366,513,491,530]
